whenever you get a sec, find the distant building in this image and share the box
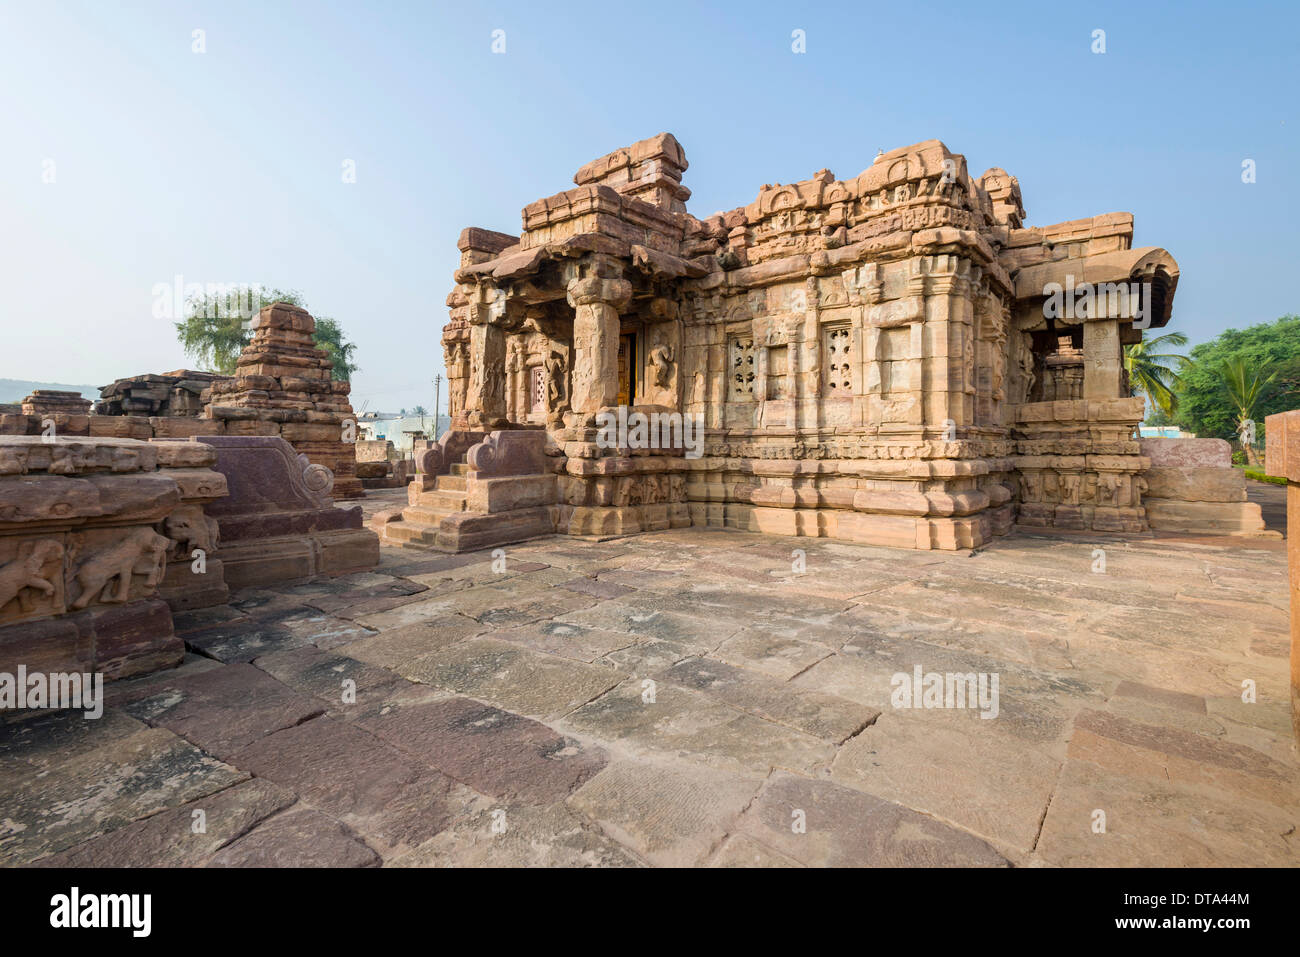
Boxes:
[359,414,450,451]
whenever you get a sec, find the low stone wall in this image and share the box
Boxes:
[1139,437,1273,536]
[0,436,231,681]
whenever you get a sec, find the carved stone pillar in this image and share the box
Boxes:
[566,262,632,417]
[464,285,508,428]
[1083,319,1122,399]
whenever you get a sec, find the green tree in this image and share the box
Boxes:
[1124,330,1189,419]
[311,316,359,382]
[1219,357,1276,466]
[174,287,358,380]
[1175,315,1300,439]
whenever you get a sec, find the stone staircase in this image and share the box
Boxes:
[377,459,470,547]
[372,429,557,552]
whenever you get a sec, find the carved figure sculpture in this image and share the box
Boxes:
[649,344,675,388]
[0,539,63,612]
[69,527,169,610]
[545,350,568,410]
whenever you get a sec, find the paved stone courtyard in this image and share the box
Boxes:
[2,490,1295,867]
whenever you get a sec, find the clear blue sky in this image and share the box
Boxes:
[2,0,1295,413]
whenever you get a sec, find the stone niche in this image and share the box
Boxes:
[192,435,379,588]
[205,302,364,499]
[0,436,230,680]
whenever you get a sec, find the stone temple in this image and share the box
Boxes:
[375,132,1271,553]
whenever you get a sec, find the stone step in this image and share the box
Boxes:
[412,490,467,511]
[450,462,470,476]
[382,522,440,546]
[402,504,461,526]
[436,474,466,492]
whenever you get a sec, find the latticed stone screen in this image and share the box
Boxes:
[825,327,852,394]
[729,337,755,399]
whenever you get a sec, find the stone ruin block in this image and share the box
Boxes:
[96,369,232,417]
[205,303,363,499]
[194,435,378,588]
[1139,437,1274,537]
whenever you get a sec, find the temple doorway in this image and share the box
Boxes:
[618,333,637,406]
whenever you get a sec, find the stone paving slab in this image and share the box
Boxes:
[208,808,382,867]
[399,637,624,719]
[36,778,296,867]
[566,757,763,866]
[735,771,1009,867]
[0,710,247,864]
[120,662,324,761]
[2,524,1295,867]
[356,696,608,805]
[562,680,835,775]
[228,715,459,858]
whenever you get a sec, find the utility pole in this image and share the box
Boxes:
[433,374,442,441]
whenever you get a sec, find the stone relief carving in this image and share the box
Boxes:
[648,344,675,388]
[0,539,63,614]
[545,350,569,411]
[163,506,220,560]
[68,527,169,610]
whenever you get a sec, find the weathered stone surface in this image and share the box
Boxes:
[400,637,623,718]
[567,758,762,867]
[1140,437,1232,468]
[563,680,833,775]
[1036,758,1298,867]
[229,716,457,857]
[0,710,246,865]
[122,662,323,759]
[658,657,877,743]
[36,778,295,867]
[357,696,607,804]
[736,772,1008,867]
[389,797,642,868]
[208,808,381,867]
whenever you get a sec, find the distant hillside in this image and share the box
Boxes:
[0,379,101,404]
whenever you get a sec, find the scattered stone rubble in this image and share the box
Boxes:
[95,370,230,417]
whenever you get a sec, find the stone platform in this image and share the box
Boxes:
[1,520,1293,867]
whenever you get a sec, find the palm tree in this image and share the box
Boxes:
[1124,331,1189,418]
[1219,356,1276,466]
[410,404,428,436]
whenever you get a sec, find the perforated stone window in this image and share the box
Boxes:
[729,337,755,399]
[530,366,545,413]
[825,327,852,394]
